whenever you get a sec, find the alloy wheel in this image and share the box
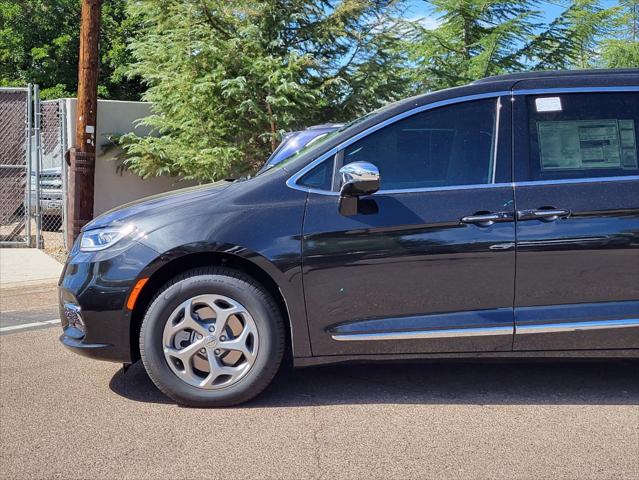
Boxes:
[162,294,259,389]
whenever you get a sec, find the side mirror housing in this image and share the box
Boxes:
[338,161,380,215]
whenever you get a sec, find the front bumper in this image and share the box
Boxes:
[58,240,159,363]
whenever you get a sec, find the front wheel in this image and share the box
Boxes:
[140,267,285,407]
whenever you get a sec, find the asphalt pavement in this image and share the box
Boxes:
[0,248,63,334]
[1,322,638,479]
[1,272,638,479]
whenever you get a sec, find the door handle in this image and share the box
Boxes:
[517,207,571,222]
[461,211,513,227]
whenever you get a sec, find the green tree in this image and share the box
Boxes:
[407,0,543,91]
[120,0,412,181]
[406,0,627,90]
[600,0,639,67]
[530,0,614,69]
[0,0,143,99]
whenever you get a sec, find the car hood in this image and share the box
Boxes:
[84,180,233,231]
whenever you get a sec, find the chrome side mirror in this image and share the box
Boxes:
[338,161,380,216]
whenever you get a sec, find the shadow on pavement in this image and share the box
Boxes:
[109,359,639,408]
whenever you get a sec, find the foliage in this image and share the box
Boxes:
[530,0,615,69]
[406,0,634,91]
[406,0,543,91]
[0,0,143,99]
[120,0,412,180]
[2,0,636,180]
[600,0,639,67]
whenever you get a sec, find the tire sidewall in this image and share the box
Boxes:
[141,272,281,406]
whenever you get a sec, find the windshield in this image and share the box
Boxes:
[255,114,379,176]
[254,97,407,177]
[257,130,332,174]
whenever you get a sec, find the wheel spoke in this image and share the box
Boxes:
[213,304,243,334]
[164,338,205,362]
[167,298,209,337]
[219,326,255,360]
[201,348,246,386]
[164,344,202,381]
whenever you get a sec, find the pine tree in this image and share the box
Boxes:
[529,0,614,69]
[407,0,542,91]
[600,0,639,67]
[120,0,412,181]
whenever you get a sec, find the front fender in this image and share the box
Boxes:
[135,185,310,356]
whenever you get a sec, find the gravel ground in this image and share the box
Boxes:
[40,229,67,263]
[1,326,638,480]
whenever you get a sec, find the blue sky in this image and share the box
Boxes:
[404,0,619,28]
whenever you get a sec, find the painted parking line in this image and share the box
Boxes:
[1,304,59,314]
[0,319,61,333]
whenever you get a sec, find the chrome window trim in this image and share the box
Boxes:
[293,175,639,198]
[287,85,639,196]
[369,182,513,195]
[516,318,639,335]
[514,175,639,187]
[332,325,513,342]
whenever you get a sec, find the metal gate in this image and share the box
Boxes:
[0,86,33,246]
[0,86,68,253]
[40,99,69,254]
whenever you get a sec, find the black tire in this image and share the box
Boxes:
[140,267,285,407]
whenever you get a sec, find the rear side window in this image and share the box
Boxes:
[524,92,639,181]
[342,98,499,190]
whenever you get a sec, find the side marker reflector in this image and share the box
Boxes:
[127,278,149,310]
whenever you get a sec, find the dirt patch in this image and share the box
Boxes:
[41,230,67,263]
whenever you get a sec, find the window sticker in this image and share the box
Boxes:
[537,119,637,170]
[535,97,562,112]
[618,120,638,169]
[622,149,638,168]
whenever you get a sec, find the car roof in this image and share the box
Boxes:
[472,68,639,85]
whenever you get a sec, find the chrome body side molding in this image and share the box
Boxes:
[516,318,639,335]
[332,326,513,342]
[332,319,639,342]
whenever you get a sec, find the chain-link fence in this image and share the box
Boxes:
[39,99,68,258]
[1,86,68,257]
[0,86,32,246]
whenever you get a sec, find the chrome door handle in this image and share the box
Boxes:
[517,208,571,222]
[461,211,513,227]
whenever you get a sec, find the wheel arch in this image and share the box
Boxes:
[129,249,302,363]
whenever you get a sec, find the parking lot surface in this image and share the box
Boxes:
[1,322,638,480]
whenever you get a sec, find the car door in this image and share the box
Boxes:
[297,95,517,356]
[512,88,639,350]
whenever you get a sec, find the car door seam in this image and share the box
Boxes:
[299,190,315,356]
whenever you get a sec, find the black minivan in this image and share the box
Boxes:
[59,69,639,407]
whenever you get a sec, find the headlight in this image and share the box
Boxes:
[80,224,136,252]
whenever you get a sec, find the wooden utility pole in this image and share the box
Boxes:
[68,0,101,246]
